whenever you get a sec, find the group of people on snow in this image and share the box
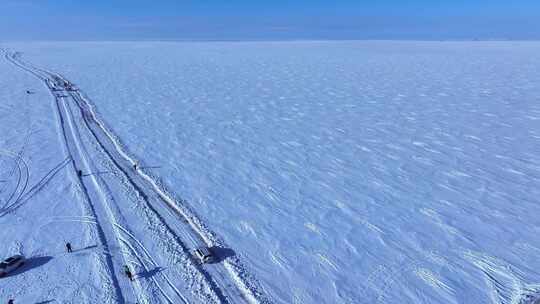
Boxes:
[4,157,141,303]
[64,242,134,281]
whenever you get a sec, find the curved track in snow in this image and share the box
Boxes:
[0,150,29,213]
[2,49,270,304]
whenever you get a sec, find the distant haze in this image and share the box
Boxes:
[1,0,539,40]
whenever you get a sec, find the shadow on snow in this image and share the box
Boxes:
[208,246,236,264]
[1,256,53,278]
[136,266,164,279]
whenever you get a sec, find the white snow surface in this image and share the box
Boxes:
[1,41,540,303]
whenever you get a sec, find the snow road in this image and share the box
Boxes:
[2,49,268,304]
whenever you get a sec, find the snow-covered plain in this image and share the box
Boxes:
[1,41,540,303]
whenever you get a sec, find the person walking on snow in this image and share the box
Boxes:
[8,299,14,304]
[124,265,134,281]
[66,242,72,253]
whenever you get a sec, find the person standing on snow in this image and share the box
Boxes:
[124,265,134,281]
[66,242,73,253]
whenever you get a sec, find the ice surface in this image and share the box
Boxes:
[2,41,540,303]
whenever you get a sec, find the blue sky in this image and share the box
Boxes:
[1,0,539,40]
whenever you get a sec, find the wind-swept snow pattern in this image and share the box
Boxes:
[1,41,540,303]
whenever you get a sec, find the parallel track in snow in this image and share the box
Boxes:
[2,49,270,304]
[5,50,199,303]
[0,149,29,213]
[2,50,133,303]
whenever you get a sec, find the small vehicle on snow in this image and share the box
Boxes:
[0,255,26,277]
[194,247,215,264]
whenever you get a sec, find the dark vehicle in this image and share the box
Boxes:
[0,255,26,277]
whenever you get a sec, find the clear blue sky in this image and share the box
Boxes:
[1,0,539,40]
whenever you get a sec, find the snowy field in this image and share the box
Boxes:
[1,41,540,303]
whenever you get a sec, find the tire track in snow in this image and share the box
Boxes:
[4,48,270,304]
[0,149,29,214]
[5,49,209,303]
[0,156,71,216]
[59,89,158,303]
[66,58,269,304]
[43,54,263,304]
[2,49,133,303]
[62,80,206,303]
[0,151,24,209]
[0,118,35,205]
[14,47,267,303]
[115,223,189,304]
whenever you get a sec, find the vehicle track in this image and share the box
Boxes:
[60,77,217,303]
[0,152,20,199]
[61,56,269,304]
[0,149,29,214]
[0,120,35,202]
[0,156,70,216]
[59,92,158,303]
[115,223,189,304]
[3,48,270,304]
[66,67,270,304]
[2,49,134,303]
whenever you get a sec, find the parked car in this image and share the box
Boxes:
[194,247,215,264]
[0,255,26,277]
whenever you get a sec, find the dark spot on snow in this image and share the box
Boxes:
[209,246,236,263]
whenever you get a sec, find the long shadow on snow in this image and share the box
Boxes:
[136,266,164,280]
[0,256,53,278]
[71,245,99,256]
[75,244,99,252]
[82,171,113,177]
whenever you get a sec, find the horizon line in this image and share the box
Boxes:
[2,38,540,43]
